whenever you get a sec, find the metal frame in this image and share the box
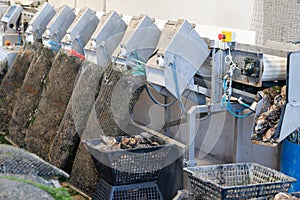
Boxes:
[278,52,300,142]
[184,49,227,166]
[181,42,294,166]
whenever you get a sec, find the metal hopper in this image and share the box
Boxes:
[84,11,127,66]
[25,2,56,43]
[42,5,76,51]
[61,7,99,59]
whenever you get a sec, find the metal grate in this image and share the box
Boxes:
[93,179,163,200]
[84,138,174,185]
[184,163,296,200]
[0,144,69,178]
[251,0,300,46]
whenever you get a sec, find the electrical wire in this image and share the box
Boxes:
[128,51,147,76]
[171,62,187,115]
[225,48,241,70]
[130,52,190,116]
[145,84,177,107]
[239,101,252,109]
[223,78,227,92]
[196,71,212,78]
[48,34,61,51]
[223,49,253,118]
[226,99,253,118]
[196,112,211,122]
[179,90,192,118]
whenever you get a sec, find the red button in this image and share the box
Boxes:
[218,33,225,40]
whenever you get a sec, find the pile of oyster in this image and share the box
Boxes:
[96,132,162,151]
[253,86,286,142]
[274,193,299,200]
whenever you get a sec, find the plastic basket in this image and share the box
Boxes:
[93,179,163,200]
[184,163,296,200]
[84,136,175,185]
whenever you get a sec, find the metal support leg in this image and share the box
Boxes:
[185,105,209,167]
[165,96,171,137]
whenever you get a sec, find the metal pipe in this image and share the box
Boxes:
[211,49,225,104]
[164,96,171,137]
[233,110,243,163]
[103,0,107,13]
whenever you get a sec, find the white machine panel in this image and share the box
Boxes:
[25,2,56,43]
[61,7,99,56]
[84,11,127,66]
[1,4,22,25]
[43,5,76,43]
[145,19,209,99]
[111,14,161,66]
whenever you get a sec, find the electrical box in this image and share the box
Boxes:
[218,31,236,43]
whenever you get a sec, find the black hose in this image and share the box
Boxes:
[145,84,177,107]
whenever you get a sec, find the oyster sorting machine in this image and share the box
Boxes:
[145,20,300,166]
[1,1,299,173]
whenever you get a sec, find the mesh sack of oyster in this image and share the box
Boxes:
[0,44,40,134]
[96,132,162,151]
[0,144,69,178]
[253,86,286,143]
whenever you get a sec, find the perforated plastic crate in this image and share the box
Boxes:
[84,137,176,185]
[184,163,296,200]
[93,179,163,200]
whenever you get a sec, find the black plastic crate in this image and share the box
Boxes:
[93,179,163,200]
[84,136,175,185]
[184,163,296,200]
